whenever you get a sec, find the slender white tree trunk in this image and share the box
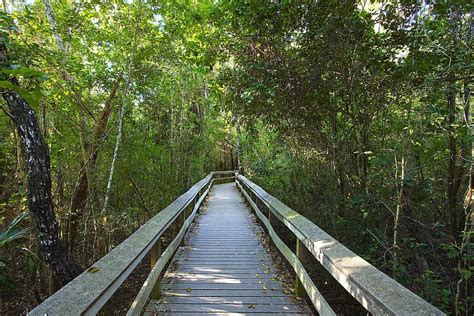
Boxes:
[3,0,9,13]
[100,1,142,215]
[100,101,125,216]
[42,0,65,51]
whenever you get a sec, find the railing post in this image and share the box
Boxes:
[268,206,272,232]
[180,208,187,246]
[150,239,162,299]
[295,239,305,298]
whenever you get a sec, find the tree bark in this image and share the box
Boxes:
[1,44,81,286]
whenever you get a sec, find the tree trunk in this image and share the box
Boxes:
[1,44,81,286]
[128,174,151,218]
[2,0,8,13]
[68,77,121,251]
[447,82,461,238]
[100,102,124,216]
[446,9,465,240]
[455,78,473,316]
[42,0,65,51]
[393,139,407,265]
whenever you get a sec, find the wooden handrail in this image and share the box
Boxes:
[236,175,445,316]
[127,179,213,315]
[236,179,336,316]
[29,171,237,316]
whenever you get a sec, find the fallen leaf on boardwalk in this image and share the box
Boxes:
[87,266,100,273]
[262,285,268,290]
[263,268,270,274]
[255,273,260,277]
[258,280,263,284]
[185,287,192,292]
[283,289,291,295]
[248,304,255,309]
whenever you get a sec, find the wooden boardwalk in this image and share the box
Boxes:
[146,182,312,315]
[30,173,444,316]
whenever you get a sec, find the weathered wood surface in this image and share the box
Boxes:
[237,180,335,316]
[128,181,213,315]
[28,173,214,316]
[237,175,445,316]
[146,182,312,315]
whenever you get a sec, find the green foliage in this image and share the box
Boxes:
[0,212,29,248]
[0,0,472,314]
[1,0,231,301]
[414,270,452,312]
[214,0,472,313]
[0,212,29,294]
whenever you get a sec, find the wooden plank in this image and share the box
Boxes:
[183,253,264,256]
[161,296,297,305]
[169,272,280,279]
[182,256,267,260]
[162,283,283,290]
[177,262,272,265]
[149,312,312,316]
[237,175,445,316]
[184,250,263,253]
[184,246,264,249]
[163,289,291,297]
[178,258,271,261]
[177,269,276,274]
[182,253,263,256]
[28,173,214,316]
[162,280,282,286]
[191,239,258,242]
[178,261,271,265]
[211,170,238,176]
[153,303,309,313]
[185,244,262,247]
[148,313,310,316]
[212,176,237,182]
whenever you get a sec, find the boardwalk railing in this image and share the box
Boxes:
[30,171,444,316]
[236,174,444,316]
[29,171,237,316]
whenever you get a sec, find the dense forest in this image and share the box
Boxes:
[0,0,472,315]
